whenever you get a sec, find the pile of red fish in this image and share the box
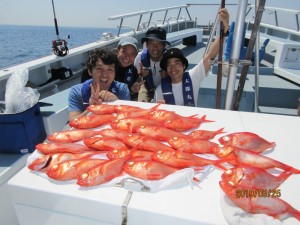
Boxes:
[28,103,300,222]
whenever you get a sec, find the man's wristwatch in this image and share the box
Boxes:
[224,29,230,37]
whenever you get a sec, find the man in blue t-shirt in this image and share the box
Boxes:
[68,48,130,121]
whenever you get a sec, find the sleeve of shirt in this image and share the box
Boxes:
[189,59,208,90]
[134,52,142,71]
[68,85,84,112]
[118,83,131,100]
[188,59,207,106]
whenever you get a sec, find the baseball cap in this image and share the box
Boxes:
[118,36,138,51]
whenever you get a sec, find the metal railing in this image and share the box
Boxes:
[108,5,192,36]
[246,5,300,31]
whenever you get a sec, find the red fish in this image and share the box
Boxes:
[116,104,161,119]
[69,113,117,129]
[115,104,153,113]
[107,149,152,160]
[87,104,117,115]
[47,129,100,143]
[229,148,300,174]
[77,155,129,187]
[47,158,106,181]
[219,180,300,221]
[152,150,224,169]
[36,142,91,155]
[164,115,213,132]
[83,136,128,151]
[135,125,187,141]
[87,104,149,115]
[123,160,179,180]
[218,132,276,153]
[109,117,163,133]
[167,136,218,154]
[28,152,94,172]
[188,128,225,140]
[146,109,197,122]
[98,128,131,141]
[221,166,293,189]
[123,134,175,152]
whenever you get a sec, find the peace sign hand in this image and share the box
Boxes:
[89,83,103,105]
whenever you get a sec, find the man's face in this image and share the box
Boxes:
[146,40,165,62]
[166,58,185,83]
[117,45,137,68]
[90,59,115,90]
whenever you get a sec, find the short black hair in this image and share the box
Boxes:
[87,48,118,71]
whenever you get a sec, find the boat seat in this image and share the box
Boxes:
[167,28,203,46]
[245,32,300,84]
[258,106,298,116]
[225,22,270,63]
[40,88,70,135]
[273,67,300,85]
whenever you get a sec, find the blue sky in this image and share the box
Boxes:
[0,0,299,28]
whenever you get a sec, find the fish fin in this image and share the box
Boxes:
[150,103,161,111]
[216,127,226,134]
[189,114,199,118]
[126,122,133,133]
[199,115,214,123]
[193,177,201,182]
[146,173,161,179]
[278,170,293,181]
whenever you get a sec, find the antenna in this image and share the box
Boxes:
[51,0,68,56]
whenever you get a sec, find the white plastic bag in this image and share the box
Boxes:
[4,68,40,114]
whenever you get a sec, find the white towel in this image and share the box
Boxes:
[220,191,282,225]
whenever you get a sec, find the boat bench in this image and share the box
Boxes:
[167,28,203,46]
[245,32,300,84]
[40,88,70,135]
[0,154,28,225]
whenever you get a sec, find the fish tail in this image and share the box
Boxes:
[289,167,300,174]
[216,127,226,134]
[199,115,214,123]
[293,209,300,221]
[278,170,293,181]
[271,141,276,149]
[214,159,229,171]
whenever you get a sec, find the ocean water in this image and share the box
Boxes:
[0,25,125,70]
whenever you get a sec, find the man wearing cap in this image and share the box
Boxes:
[153,8,229,106]
[115,36,143,100]
[134,27,170,101]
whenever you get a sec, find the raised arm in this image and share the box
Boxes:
[203,8,229,73]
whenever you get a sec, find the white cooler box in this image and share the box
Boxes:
[7,101,300,225]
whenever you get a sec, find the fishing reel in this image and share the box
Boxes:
[52,39,69,57]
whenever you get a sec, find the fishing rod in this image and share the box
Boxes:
[51,0,68,57]
[215,0,226,109]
